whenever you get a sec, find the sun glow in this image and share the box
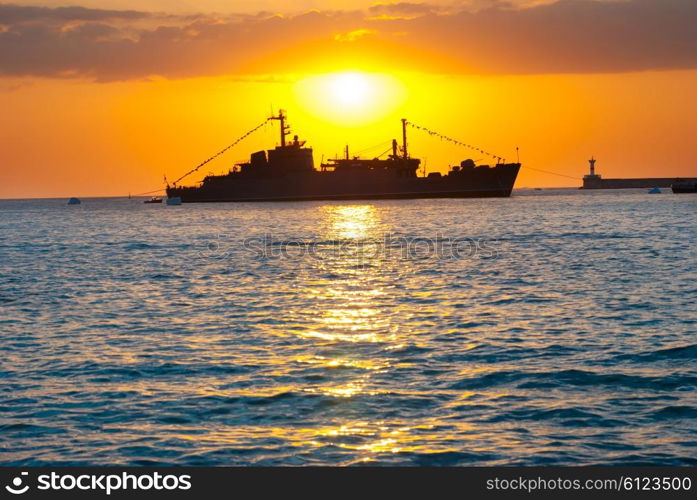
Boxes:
[294,70,406,126]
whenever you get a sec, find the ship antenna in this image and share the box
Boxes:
[401,118,408,159]
[516,147,520,164]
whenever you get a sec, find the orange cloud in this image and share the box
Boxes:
[334,28,377,42]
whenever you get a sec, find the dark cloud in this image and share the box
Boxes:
[367,1,514,16]
[0,4,148,23]
[418,0,697,74]
[368,2,438,16]
[0,0,695,80]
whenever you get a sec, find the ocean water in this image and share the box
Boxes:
[0,189,695,466]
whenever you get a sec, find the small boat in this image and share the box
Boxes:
[671,181,697,194]
[67,197,81,205]
[166,197,182,206]
[648,187,661,194]
[144,196,163,204]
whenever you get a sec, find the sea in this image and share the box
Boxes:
[1,188,695,466]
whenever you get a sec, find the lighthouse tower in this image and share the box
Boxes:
[582,156,602,188]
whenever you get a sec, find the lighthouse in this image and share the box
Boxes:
[582,156,602,188]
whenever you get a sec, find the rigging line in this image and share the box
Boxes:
[375,146,395,159]
[353,140,392,156]
[172,117,271,186]
[133,187,167,196]
[520,165,581,181]
[405,121,505,162]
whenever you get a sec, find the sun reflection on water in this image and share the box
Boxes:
[322,204,380,240]
[293,355,386,371]
[292,203,417,453]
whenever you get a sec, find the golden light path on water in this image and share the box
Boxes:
[298,205,404,458]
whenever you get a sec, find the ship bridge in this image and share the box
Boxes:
[237,110,314,175]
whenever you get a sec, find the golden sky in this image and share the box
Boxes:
[1,0,696,197]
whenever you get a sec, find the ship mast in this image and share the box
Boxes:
[270,109,290,147]
[401,118,408,159]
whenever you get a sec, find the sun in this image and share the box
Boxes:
[293,70,406,126]
[329,71,370,106]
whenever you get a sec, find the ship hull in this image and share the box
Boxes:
[167,164,520,203]
[671,182,697,194]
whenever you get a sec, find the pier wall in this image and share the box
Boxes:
[582,177,697,189]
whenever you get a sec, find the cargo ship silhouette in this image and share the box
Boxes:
[166,111,520,202]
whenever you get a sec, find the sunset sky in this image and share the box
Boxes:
[1,0,696,198]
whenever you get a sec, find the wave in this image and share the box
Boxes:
[449,369,697,391]
[614,344,697,362]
